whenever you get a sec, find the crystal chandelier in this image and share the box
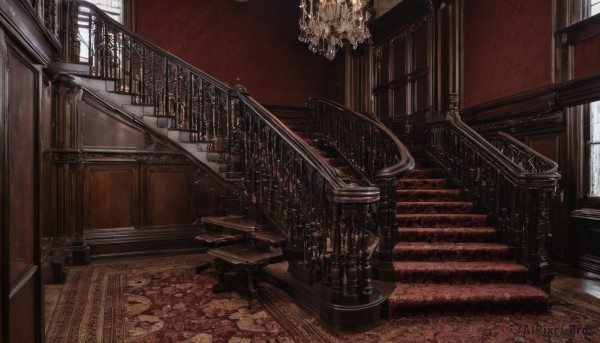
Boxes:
[299,0,371,60]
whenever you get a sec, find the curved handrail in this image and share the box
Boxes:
[493,131,559,174]
[307,97,415,181]
[306,98,415,275]
[238,95,380,204]
[429,108,560,290]
[449,119,560,188]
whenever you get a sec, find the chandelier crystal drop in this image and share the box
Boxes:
[299,0,371,61]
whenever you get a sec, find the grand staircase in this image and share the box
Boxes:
[57,0,560,331]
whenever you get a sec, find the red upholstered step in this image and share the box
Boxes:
[397,178,448,190]
[393,261,528,284]
[396,201,474,214]
[388,283,548,315]
[396,214,488,228]
[309,147,329,157]
[392,242,509,261]
[396,189,461,202]
[407,169,434,179]
[397,227,496,243]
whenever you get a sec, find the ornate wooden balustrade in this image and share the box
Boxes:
[236,96,382,303]
[62,1,388,310]
[306,98,415,280]
[428,95,560,291]
[64,0,234,152]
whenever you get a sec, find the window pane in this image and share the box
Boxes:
[592,0,600,17]
[590,100,600,197]
[591,144,600,196]
[84,0,123,23]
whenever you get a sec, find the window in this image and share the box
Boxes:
[592,0,600,16]
[590,100,600,197]
[77,1,124,62]
[84,0,124,23]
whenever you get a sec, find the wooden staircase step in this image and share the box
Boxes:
[194,231,244,245]
[396,213,488,228]
[396,201,474,214]
[397,227,497,243]
[397,178,448,189]
[388,283,548,315]
[201,215,267,232]
[393,261,528,283]
[250,231,287,246]
[396,189,462,201]
[208,244,282,266]
[392,242,510,261]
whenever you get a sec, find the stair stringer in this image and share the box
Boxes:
[75,75,234,176]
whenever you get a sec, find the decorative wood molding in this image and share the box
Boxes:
[555,12,600,45]
[369,0,434,45]
[47,149,193,164]
[571,208,600,220]
[461,87,559,124]
[461,72,600,123]
[557,72,600,106]
[0,0,60,65]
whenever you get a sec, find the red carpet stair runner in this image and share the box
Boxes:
[389,164,549,315]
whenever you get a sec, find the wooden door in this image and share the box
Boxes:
[1,39,41,342]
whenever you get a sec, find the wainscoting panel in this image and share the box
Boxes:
[80,96,145,150]
[145,165,194,228]
[83,163,139,230]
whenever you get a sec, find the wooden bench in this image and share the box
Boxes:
[197,215,287,299]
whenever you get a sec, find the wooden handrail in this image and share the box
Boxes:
[307,97,415,181]
[429,100,560,292]
[306,97,415,280]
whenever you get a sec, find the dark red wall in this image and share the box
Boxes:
[136,0,335,106]
[574,34,600,78]
[462,0,552,108]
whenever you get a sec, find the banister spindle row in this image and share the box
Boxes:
[428,95,559,291]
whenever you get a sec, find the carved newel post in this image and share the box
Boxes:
[446,93,461,122]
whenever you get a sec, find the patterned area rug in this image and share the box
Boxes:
[46,254,600,342]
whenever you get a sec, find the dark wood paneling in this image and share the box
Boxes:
[145,165,193,227]
[1,37,41,343]
[392,86,407,116]
[40,74,54,259]
[413,26,428,70]
[9,275,36,343]
[81,98,144,150]
[392,38,406,79]
[8,48,36,288]
[571,209,600,274]
[83,164,138,229]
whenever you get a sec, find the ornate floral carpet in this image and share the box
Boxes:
[46,254,600,342]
